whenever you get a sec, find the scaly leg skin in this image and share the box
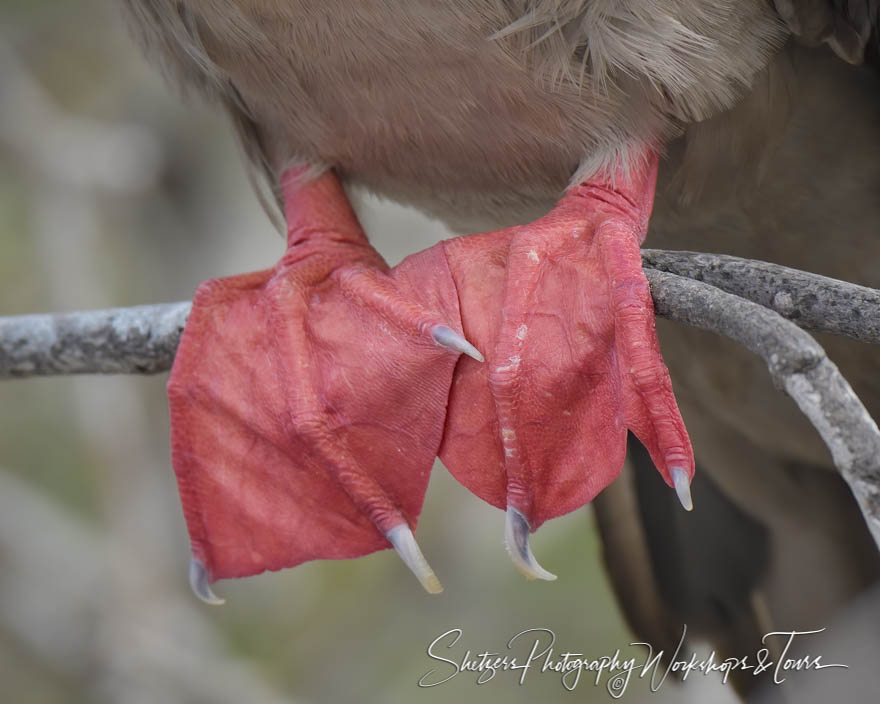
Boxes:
[168,168,482,602]
[439,148,695,579]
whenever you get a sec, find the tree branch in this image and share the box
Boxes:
[3,251,878,377]
[646,269,880,549]
[2,252,879,548]
[642,249,880,344]
[0,302,190,377]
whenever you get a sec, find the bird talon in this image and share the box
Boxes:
[504,506,557,581]
[386,524,444,594]
[431,324,484,362]
[671,466,694,511]
[189,558,225,605]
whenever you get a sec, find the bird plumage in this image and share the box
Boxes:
[122,2,880,698]
[122,0,788,229]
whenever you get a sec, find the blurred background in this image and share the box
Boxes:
[0,2,744,703]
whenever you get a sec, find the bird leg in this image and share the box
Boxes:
[167,167,480,599]
[169,152,694,600]
[439,148,694,579]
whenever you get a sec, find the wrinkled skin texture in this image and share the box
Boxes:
[441,153,691,529]
[169,172,465,579]
[168,154,693,583]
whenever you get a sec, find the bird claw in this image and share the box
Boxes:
[440,148,694,553]
[431,325,484,362]
[671,466,694,511]
[504,506,557,581]
[168,158,694,593]
[168,169,466,586]
[189,558,225,605]
[386,524,443,594]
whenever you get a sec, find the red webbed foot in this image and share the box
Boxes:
[439,149,694,579]
[168,168,481,599]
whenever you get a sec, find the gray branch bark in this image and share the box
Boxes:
[2,251,878,377]
[646,269,880,549]
[642,249,880,343]
[0,302,190,377]
[1,251,879,548]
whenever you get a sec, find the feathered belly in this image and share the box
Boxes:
[194,0,783,228]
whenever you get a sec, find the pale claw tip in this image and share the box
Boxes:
[671,467,694,512]
[504,506,557,582]
[431,325,485,363]
[189,558,225,605]
[387,524,444,594]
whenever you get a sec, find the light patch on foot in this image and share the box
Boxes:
[501,428,518,458]
[516,324,528,340]
[495,355,521,373]
[527,250,539,262]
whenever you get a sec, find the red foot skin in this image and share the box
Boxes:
[439,150,694,530]
[168,169,465,580]
[168,150,694,584]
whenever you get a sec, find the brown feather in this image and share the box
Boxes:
[775,0,879,63]
[121,1,786,229]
